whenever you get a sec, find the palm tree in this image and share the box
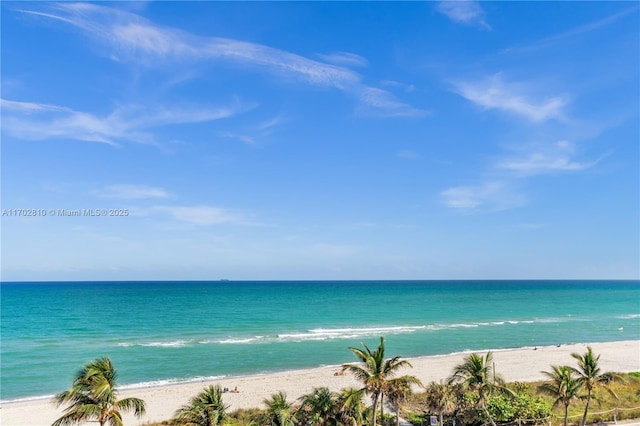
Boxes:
[263,391,296,426]
[571,347,620,426]
[386,375,423,426]
[52,357,146,426]
[448,352,511,426]
[424,382,456,426]
[342,336,413,426]
[538,365,582,426]
[298,386,338,425]
[174,384,229,426]
[336,387,366,426]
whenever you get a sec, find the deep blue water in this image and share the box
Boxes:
[1,280,638,401]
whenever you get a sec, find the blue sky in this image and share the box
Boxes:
[1,1,638,281]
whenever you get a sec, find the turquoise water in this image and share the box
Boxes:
[1,280,638,401]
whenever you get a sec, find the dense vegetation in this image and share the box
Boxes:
[55,345,640,426]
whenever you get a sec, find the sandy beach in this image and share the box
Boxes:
[2,340,638,426]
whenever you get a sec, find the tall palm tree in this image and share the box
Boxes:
[342,336,413,426]
[538,365,582,426]
[174,384,229,426]
[336,387,366,426]
[571,347,620,426]
[386,375,423,426]
[298,386,338,425]
[424,382,456,426]
[263,391,296,426]
[52,357,146,426]
[448,352,511,426]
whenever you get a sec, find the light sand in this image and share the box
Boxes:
[2,340,638,426]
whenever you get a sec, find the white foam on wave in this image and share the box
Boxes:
[115,317,568,348]
[115,339,191,348]
[118,375,227,391]
[616,314,640,319]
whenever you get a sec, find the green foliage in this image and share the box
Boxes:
[486,384,550,424]
[404,412,424,426]
[174,385,229,426]
[52,357,146,426]
[297,386,338,425]
[343,337,416,426]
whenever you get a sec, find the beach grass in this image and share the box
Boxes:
[401,373,640,426]
[533,372,640,425]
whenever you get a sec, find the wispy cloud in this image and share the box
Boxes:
[153,205,244,226]
[258,115,286,131]
[356,87,427,117]
[94,184,170,199]
[437,1,491,30]
[441,181,527,211]
[496,140,600,176]
[452,74,568,122]
[1,98,248,145]
[381,80,416,93]
[220,131,255,146]
[18,3,423,118]
[503,5,639,54]
[317,51,368,68]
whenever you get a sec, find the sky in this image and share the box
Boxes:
[1,1,638,281]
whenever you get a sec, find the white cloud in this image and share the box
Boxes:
[356,87,427,117]
[95,184,170,199]
[317,51,368,68]
[504,6,639,54]
[220,131,255,145]
[497,140,599,175]
[441,181,527,211]
[437,1,491,30]
[453,74,568,122]
[153,205,244,226]
[258,115,285,131]
[19,3,423,118]
[1,98,249,145]
[381,80,416,93]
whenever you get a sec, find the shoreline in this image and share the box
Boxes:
[2,340,639,425]
[0,341,618,404]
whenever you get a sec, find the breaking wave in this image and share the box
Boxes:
[114,317,566,348]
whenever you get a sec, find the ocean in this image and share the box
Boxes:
[1,280,638,402]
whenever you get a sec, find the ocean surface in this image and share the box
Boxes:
[1,280,639,402]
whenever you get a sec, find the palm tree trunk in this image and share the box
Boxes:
[439,411,443,426]
[581,392,592,426]
[372,393,379,426]
[481,403,496,426]
[380,391,384,421]
[395,407,400,426]
[564,404,569,426]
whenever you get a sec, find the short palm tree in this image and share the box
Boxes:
[342,336,413,426]
[538,365,582,426]
[424,382,456,426]
[52,357,146,426]
[448,352,512,426]
[174,384,229,426]
[263,391,296,426]
[386,375,423,426]
[571,347,620,426]
[298,386,338,425]
[336,387,366,426]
